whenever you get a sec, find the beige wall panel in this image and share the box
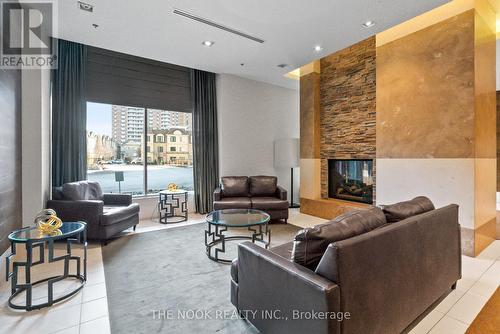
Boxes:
[300,72,321,159]
[377,11,475,159]
[475,158,497,228]
[377,0,474,47]
[473,0,496,253]
[474,219,496,254]
[376,158,475,229]
[300,158,321,200]
[497,92,500,191]
[474,2,496,159]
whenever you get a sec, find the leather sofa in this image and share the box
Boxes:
[230,197,461,334]
[47,181,140,241]
[213,176,289,222]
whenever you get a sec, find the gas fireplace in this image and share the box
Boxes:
[328,159,374,204]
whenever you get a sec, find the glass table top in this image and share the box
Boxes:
[206,209,270,227]
[159,189,188,195]
[8,222,86,242]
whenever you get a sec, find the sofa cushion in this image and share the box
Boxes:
[62,181,103,201]
[52,187,64,200]
[251,197,289,210]
[221,176,249,197]
[270,241,294,260]
[291,207,387,270]
[213,197,252,210]
[381,196,435,223]
[249,176,277,196]
[100,203,140,226]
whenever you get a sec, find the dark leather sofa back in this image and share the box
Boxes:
[61,181,103,201]
[315,204,461,334]
[380,196,435,223]
[292,207,386,269]
[249,176,277,196]
[221,176,249,197]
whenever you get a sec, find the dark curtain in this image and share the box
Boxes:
[52,40,87,187]
[191,70,219,214]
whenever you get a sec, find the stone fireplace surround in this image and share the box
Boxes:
[300,4,497,256]
[319,36,377,202]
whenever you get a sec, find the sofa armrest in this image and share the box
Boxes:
[276,185,287,201]
[235,242,340,334]
[103,193,132,206]
[46,200,104,238]
[213,187,222,201]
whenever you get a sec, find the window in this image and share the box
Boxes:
[87,102,193,196]
[87,102,145,195]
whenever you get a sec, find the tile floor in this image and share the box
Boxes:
[0,209,498,334]
[0,242,110,334]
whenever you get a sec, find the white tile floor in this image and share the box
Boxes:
[0,242,110,334]
[411,241,500,334]
[0,210,498,334]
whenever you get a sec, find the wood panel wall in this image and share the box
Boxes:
[0,68,22,253]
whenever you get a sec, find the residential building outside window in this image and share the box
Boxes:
[86,102,193,195]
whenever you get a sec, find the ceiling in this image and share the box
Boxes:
[56,0,450,89]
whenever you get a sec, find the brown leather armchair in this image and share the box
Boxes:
[213,176,289,222]
[47,181,140,241]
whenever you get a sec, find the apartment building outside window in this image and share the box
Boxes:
[86,102,193,196]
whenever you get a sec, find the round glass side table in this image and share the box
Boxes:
[158,189,188,224]
[6,221,87,311]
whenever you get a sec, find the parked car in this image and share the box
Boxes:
[131,158,142,165]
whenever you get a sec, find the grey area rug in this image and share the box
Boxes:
[102,222,300,334]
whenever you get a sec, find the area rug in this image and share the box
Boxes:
[102,222,300,334]
[465,286,500,334]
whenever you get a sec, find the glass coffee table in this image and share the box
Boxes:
[205,209,271,263]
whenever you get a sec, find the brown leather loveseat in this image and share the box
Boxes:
[213,176,289,222]
[230,197,462,334]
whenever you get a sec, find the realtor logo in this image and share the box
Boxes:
[1,0,58,69]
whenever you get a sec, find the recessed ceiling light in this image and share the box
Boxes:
[202,41,215,47]
[362,20,376,28]
[314,45,323,52]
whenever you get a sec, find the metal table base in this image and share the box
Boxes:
[204,222,270,264]
[6,227,87,311]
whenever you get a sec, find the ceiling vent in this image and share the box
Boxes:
[172,8,265,44]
